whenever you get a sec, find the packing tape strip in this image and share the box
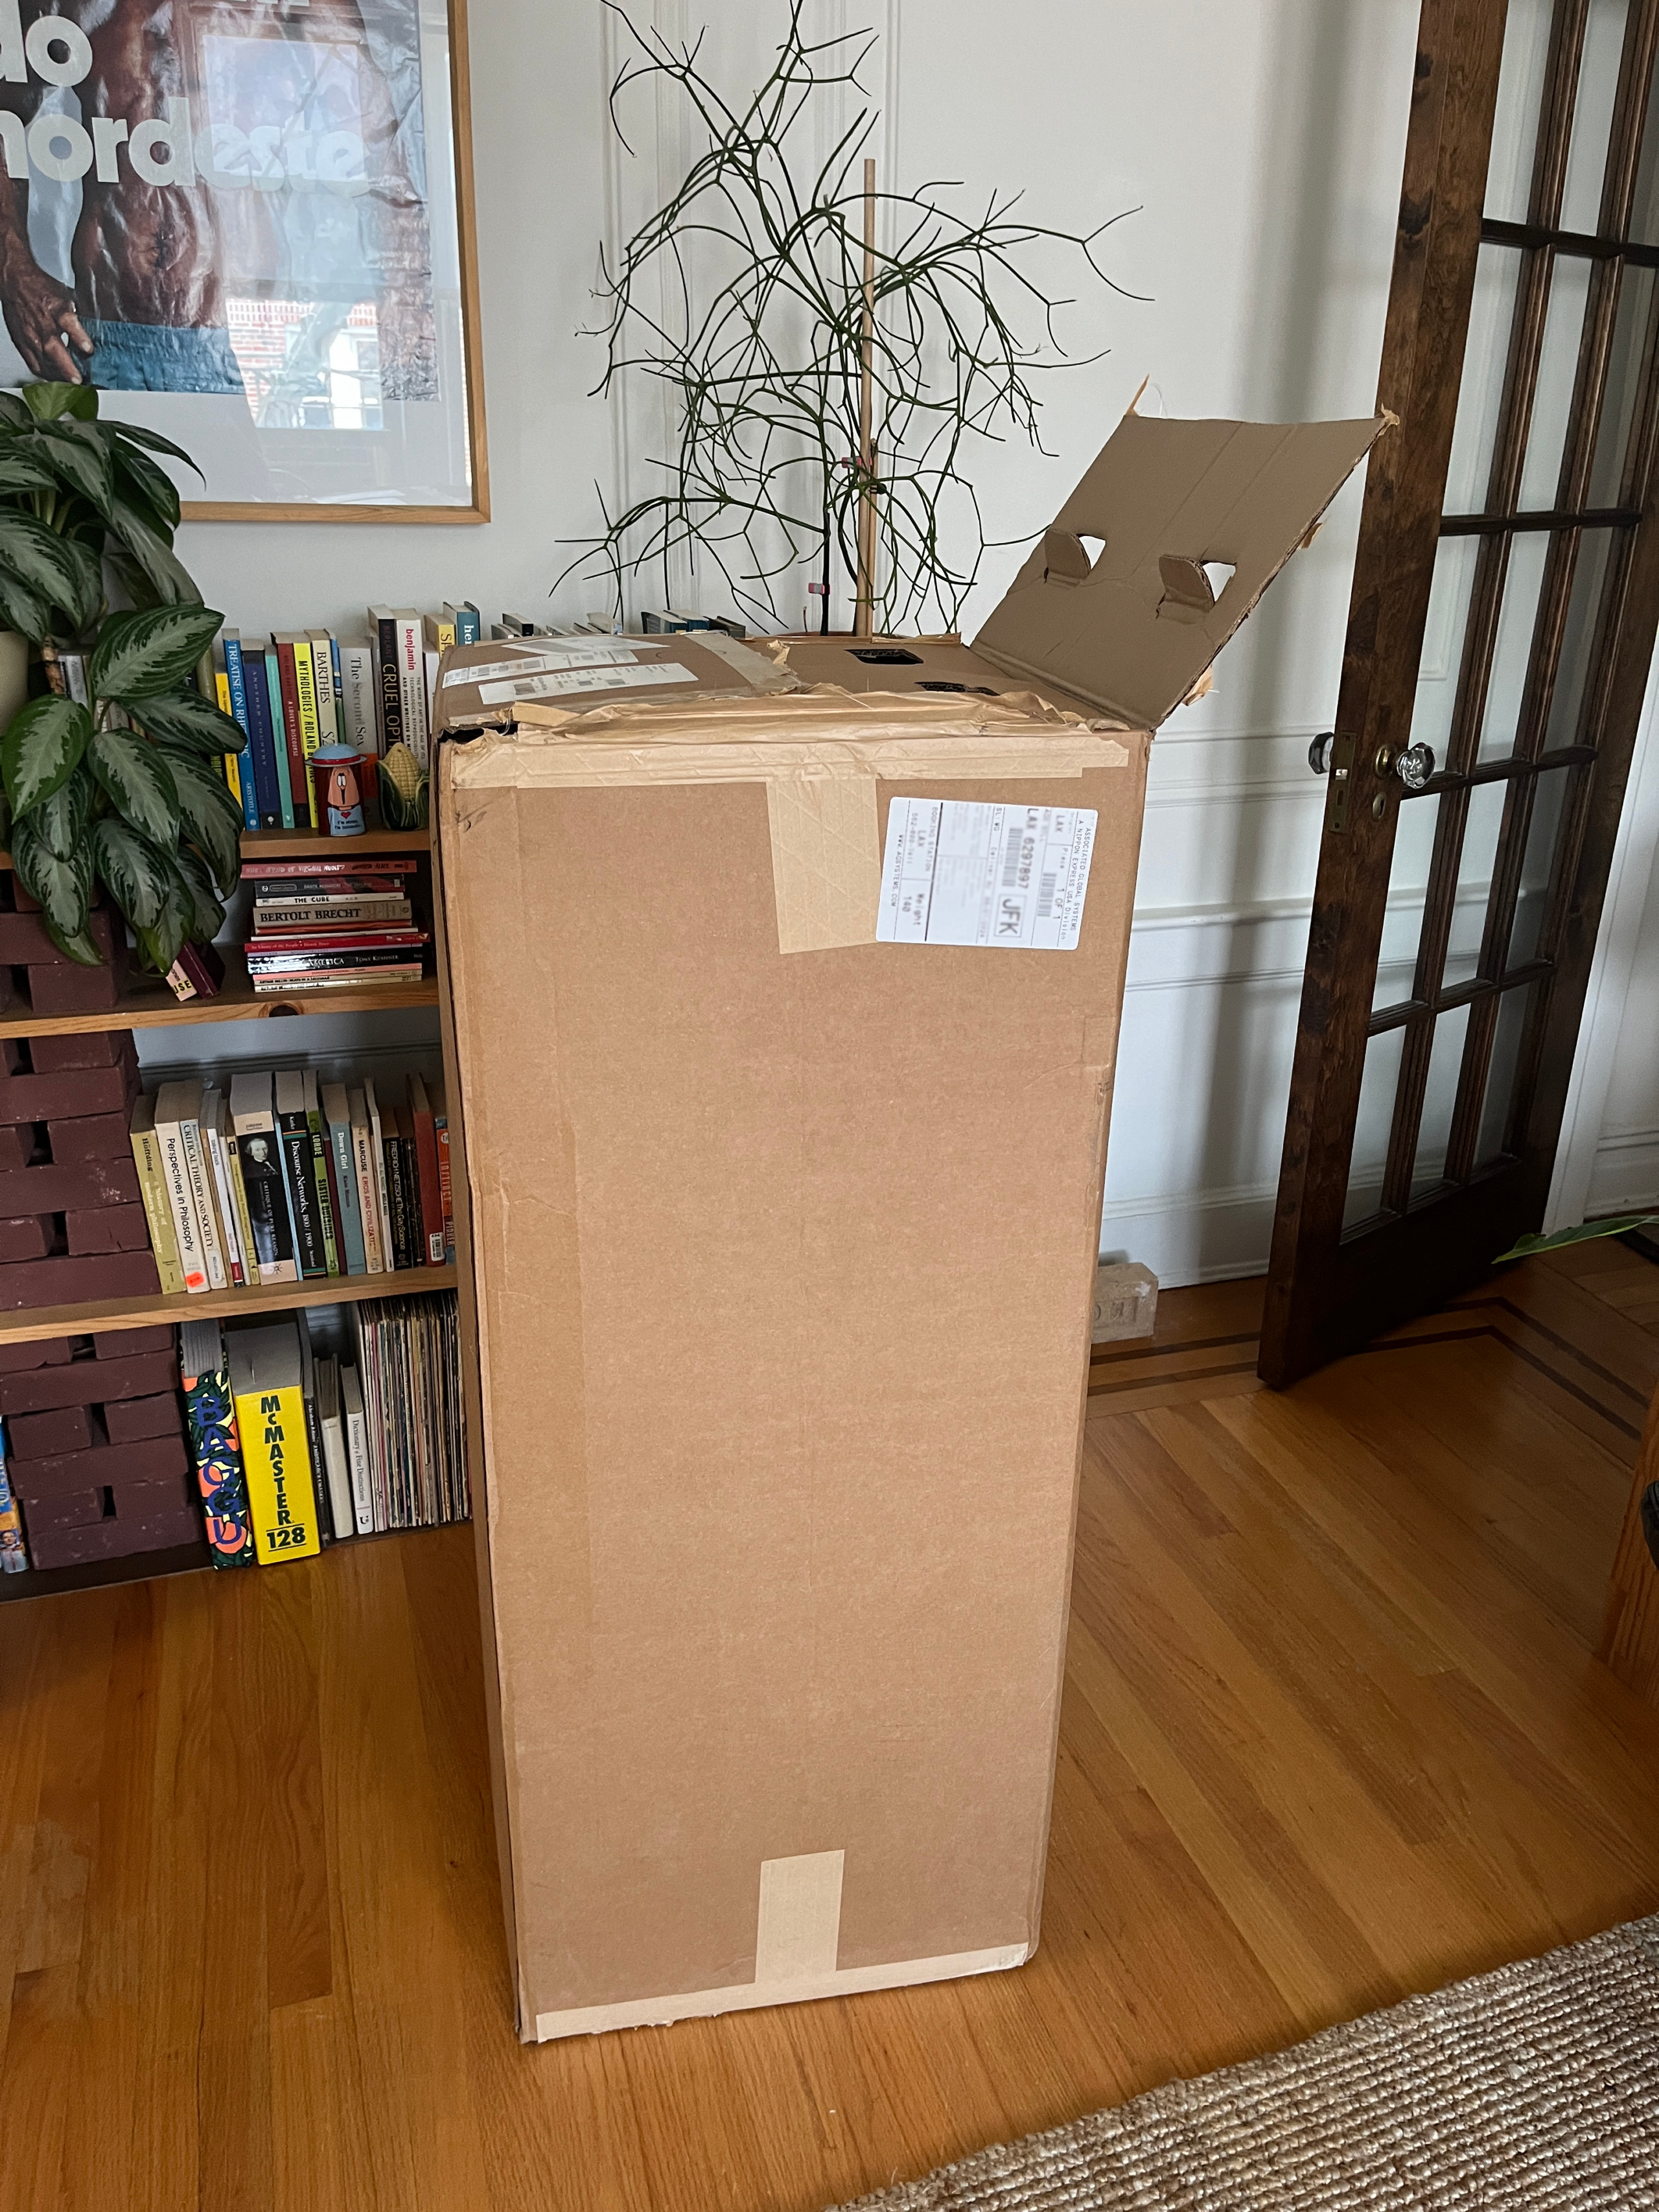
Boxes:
[448,726,1133,955]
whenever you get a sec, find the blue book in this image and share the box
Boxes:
[263,651,296,829]
[239,648,282,830]
[328,633,343,710]
[321,1082,366,1275]
[446,599,481,646]
[220,631,260,831]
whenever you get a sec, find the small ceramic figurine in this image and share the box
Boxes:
[312,745,366,837]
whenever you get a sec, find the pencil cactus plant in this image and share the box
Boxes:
[564,0,1137,633]
[0,382,244,972]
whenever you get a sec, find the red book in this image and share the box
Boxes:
[270,636,308,822]
[244,930,428,955]
[406,1074,447,1266]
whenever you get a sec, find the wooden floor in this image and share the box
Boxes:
[4,1246,1659,2211]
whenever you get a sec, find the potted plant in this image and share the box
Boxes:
[0,382,244,972]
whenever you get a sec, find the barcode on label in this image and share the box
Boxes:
[876,798,1098,950]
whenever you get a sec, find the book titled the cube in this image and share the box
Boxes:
[227,1320,323,1563]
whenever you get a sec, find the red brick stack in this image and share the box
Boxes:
[1,1329,194,1568]
[0,901,130,1018]
[0,1028,159,1307]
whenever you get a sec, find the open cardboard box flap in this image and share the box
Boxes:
[971,408,1389,730]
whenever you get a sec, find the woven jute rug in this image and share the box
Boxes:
[831,1915,1659,2209]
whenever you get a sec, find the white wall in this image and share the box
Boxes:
[168,0,1442,1283]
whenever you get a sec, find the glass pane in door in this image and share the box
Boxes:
[1475,981,1538,1167]
[1505,763,1577,966]
[1519,259,1594,509]
[1544,528,1618,747]
[1344,1025,1408,1232]
[1411,1003,1474,1201]
[1373,793,1442,1012]
[1477,533,1549,759]
[1442,780,1509,987]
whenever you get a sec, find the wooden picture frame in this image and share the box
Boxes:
[0,0,488,525]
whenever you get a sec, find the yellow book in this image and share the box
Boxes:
[128,1093,185,1298]
[424,611,456,653]
[229,1323,324,1563]
[284,634,323,828]
[215,670,241,804]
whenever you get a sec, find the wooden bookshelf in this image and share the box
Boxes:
[0,1264,457,1348]
[0,949,437,1037]
[239,826,432,859]
[0,1536,211,1606]
[0,825,431,872]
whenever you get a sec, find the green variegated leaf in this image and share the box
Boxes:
[43,918,104,966]
[21,382,97,424]
[0,568,51,642]
[136,859,194,973]
[106,500,199,606]
[89,814,167,929]
[1,694,91,814]
[109,419,202,477]
[11,815,91,937]
[1495,1215,1659,1262]
[88,603,222,699]
[169,751,242,889]
[33,419,113,515]
[174,843,227,940]
[0,512,96,632]
[112,444,181,534]
[29,771,90,860]
[130,687,246,754]
[0,445,58,495]
[89,725,178,842]
[0,393,30,429]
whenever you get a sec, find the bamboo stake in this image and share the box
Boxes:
[853,156,877,638]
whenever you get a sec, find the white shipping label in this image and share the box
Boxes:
[876,797,1098,949]
[445,644,645,688]
[475,661,697,706]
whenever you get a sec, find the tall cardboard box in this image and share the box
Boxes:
[434,406,1384,2040]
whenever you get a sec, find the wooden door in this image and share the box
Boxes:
[1261,0,1659,1387]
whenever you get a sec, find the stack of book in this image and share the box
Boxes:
[242,859,428,995]
[180,1299,468,1569]
[130,1068,454,1296]
[215,602,484,830]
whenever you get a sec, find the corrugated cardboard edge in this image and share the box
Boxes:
[445,688,1135,955]
[531,1942,1031,2042]
[430,762,530,2034]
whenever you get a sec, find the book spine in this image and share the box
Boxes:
[0,1430,27,1572]
[329,1123,366,1275]
[307,1110,342,1277]
[310,637,339,747]
[374,614,404,752]
[246,950,426,975]
[183,1356,257,1567]
[130,1120,185,1296]
[239,652,282,830]
[220,636,261,832]
[397,616,427,763]
[292,639,323,828]
[235,1382,323,1563]
[411,1103,445,1266]
[435,1117,454,1264]
[235,1122,298,1284]
[252,903,413,928]
[202,1123,246,1288]
[343,1392,375,1536]
[351,1123,384,1274]
[384,1133,413,1271]
[279,1112,327,1279]
[456,604,481,645]
[224,1134,263,1290]
[329,634,344,716]
[154,1119,209,1293]
[340,642,378,752]
[264,651,296,830]
[179,1117,228,1291]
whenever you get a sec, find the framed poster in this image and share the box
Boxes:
[0,0,487,522]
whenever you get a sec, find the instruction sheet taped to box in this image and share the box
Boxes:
[474,662,695,707]
[876,798,1098,949]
